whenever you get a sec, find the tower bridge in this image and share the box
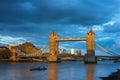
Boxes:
[48,28,96,63]
[9,28,119,63]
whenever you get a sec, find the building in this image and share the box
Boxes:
[63,49,67,54]
[75,50,81,56]
[71,48,74,55]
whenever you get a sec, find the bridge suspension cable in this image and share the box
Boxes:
[95,42,120,56]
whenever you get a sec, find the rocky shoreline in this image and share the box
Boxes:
[100,69,120,80]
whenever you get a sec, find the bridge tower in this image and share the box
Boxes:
[47,31,60,62]
[85,28,97,63]
[49,31,59,55]
[87,28,95,55]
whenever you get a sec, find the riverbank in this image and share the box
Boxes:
[100,69,120,80]
[0,58,78,62]
[0,59,43,62]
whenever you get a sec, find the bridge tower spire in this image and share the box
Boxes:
[49,30,59,55]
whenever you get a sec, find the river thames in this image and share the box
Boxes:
[0,61,120,80]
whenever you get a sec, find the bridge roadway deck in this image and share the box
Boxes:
[16,55,120,60]
[55,38,86,41]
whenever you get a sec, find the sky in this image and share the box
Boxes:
[0,0,120,55]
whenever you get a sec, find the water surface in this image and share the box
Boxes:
[0,61,120,80]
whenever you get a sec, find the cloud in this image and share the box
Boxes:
[97,37,112,41]
[103,21,116,26]
[0,0,119,25]
[112,37,120,50]
[93,25,104,31]
[0,35,26,45]
[20,2,36,11]
[91,20,120,33]
[103,23,120,33]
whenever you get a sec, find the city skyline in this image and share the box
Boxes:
[0,0,120,55]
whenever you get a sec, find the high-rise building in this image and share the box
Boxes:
[75,50,81,56]
[63,49,66,54]
[71,48,74,55]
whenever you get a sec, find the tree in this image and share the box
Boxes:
[0,47,11,59]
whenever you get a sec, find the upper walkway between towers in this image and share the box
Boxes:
[55,38,86,41]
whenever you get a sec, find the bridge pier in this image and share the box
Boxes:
[84,54,97,64]
[46,55,61,63]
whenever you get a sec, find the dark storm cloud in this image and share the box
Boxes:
[0,0,119,25]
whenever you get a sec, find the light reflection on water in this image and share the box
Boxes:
[0,61,120,80]
[49,63,58,80]
[86,64,95,80]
